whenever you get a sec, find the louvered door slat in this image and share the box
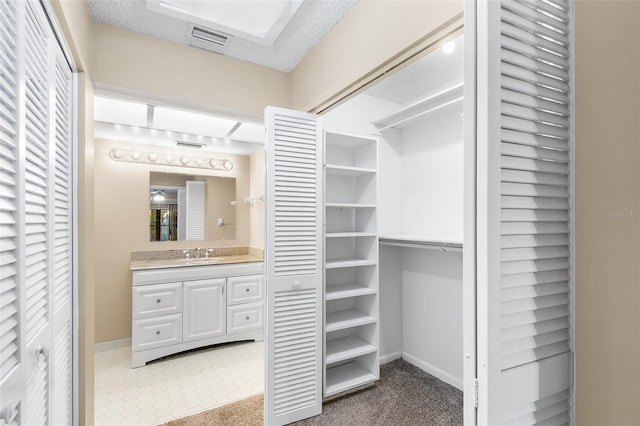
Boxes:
[475,0,573,423]
[266,107,322,425]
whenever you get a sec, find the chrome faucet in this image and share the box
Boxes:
[205,248,214,258]
[194,247,201,259]
[182,249,190,260]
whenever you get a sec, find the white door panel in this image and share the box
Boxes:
[265,107,323,425]
[474,0,574,424]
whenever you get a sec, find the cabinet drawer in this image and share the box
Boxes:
[133,282,182,319]
[227,302,264,334]
[132,314,182,351]
[227,275,264,305]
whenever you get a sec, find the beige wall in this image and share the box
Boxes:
[50,1,96,425]
[290,0,463,112]
[91,22,290,120]
[575,1,640,424]
[94,139,252,344]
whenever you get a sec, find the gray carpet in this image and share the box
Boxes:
[293,359,463,426]
[163,359,463,426]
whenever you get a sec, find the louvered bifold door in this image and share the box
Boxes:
[264,106,323,425]
[0,0,25,424]
[50,47,73,426]
[475,0,574,424]
[23,2,54,425]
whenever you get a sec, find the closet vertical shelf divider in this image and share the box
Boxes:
[323,131,380,398]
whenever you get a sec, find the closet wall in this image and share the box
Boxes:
[323,37,465,389]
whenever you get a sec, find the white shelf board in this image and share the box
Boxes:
[325,164,376,177]
[325,309,376,332]
[325,362,377,397]
[325,258,377,269]
[379,234,463,252]
[326,203,376,209]
[325,284,377,300]
[325,131,377,148]
[325,232,376,239]
[372,82,464,131]
[325,336,377,365]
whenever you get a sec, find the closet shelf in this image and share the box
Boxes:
[326,203,376,209]
[325,309,376,332]
[325,164,377,177]
[379,234,463,252]
[325,362,377,397]
[325,336,377,365]
[372,82,464,131]
[325,258,377,269]
[325,284,377,300]
[325,232,376,239]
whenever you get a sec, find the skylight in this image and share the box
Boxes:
[153,106,237,138]
[146,0,304,46]
[94,97,148,127]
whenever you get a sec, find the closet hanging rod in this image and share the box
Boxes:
[378,235,462,253]
[372,82,464,131]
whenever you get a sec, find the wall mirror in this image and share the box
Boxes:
[149,171,236,242]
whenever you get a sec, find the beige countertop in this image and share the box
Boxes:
[130,254,263,271]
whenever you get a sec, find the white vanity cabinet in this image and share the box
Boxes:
[132,262,264,368]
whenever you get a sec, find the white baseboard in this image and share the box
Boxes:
[402,351,463,390]
[379,351,402,365]
[95,338,131,353]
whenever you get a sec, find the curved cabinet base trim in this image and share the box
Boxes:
[132,328,264,368]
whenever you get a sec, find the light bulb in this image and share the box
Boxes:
[442,40,455,54]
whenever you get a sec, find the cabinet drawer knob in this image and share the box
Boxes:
[156,299,161,303]
[246,316,250,320]
[156,331,160,335]
[245,288,250,292]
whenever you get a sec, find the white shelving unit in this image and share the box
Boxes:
[323,131,379,398]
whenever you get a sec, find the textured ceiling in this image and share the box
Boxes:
[366,35,465,106]
[88,0,357,72]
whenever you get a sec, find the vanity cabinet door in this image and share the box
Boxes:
[183,278,226,342]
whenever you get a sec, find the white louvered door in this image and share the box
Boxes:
[264,107,323,425]
[50,47,74,426]
[0,1,75,424]
[0,0,25,424]
[185,181,205,240]
[474,0,574,424]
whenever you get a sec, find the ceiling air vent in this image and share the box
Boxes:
[175,140,206,149]
[187,24,232,53]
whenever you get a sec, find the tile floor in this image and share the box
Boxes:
[94,341,264,425]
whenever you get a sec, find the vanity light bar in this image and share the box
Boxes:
[109,148,233,171]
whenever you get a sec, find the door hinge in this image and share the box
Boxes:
[473,378,479,408]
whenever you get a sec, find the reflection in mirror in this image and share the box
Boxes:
[149,172,236,242]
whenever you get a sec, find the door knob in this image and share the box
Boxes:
[1,400,18,425]
[35,345,47,371]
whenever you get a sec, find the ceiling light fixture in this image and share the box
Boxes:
[442,40,456,55]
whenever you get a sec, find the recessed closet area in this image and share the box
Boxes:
[322,34,465,392]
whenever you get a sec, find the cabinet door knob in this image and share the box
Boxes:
[246,316,250,320]
[245,288,250,292]
[293,280,301,289]
[156,331,160,335]
[156,299,161,303]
